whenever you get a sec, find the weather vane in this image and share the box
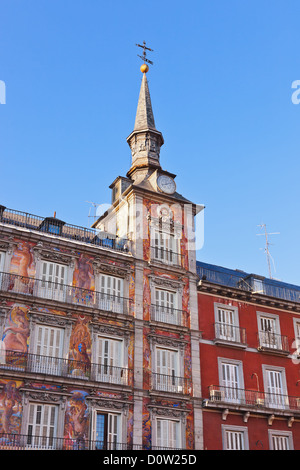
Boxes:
[136,41,153,73]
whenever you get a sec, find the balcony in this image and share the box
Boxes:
[214,322,247,348]
[207,385,300,413]
[150,246,183,267]
[150,304,185,326]
[257,331,289,355]
[0,271,132,314]
[151,372,192,395]
[0,206,129,253]
[0,433,136,450]
[0,349,131,386]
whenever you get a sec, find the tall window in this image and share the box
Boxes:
[92,412,121,450]
[27,403,58,449]
[293,320,300,355]
[257,313,285,351]
[152,231,178,265]
[216,307,239,342]
[154,289,178,325]
[156,419,180,450]
[265,369,287,409]
[39,261,67,302]
[0,251,4,288]
[219,360,243,403]
[96,337,124,384]
[31,325,64,376]
[155,348,179,392]
[99,274,123,314]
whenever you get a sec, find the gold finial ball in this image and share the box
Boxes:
[140,63,149,73]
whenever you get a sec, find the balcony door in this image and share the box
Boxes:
[26,403,58,449]
[217,307,238,342]
[31,325,64,376]
[266,370,287,409]
[221,362,241,403]
[96,337,123,384]
[39,261,67,302]
[156,419,180,450]
[99,274,123,314]
[259,316,278,349]
[155,348,179,392]
[152,231,178,265]
[155,289,177,325]
[93,412,121,450]
[0,251,4,288]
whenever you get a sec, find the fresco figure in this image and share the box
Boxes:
[2,305,29,354]
[0,380,22,434]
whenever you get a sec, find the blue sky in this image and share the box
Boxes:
[1,0,300,285]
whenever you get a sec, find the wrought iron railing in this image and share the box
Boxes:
[257,330,289,353]
[0,206,129,252]
[0,433,180,451]
[152,372,192,395]
[150,246,183,266]
[208,385,300,412]
[0,433,137,450]
[0,271,132,314]
[214,322,247,345]
[150,304,185,326]
[0,349,131,385]
[197,262,300,304]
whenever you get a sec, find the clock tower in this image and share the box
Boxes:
[93,60,203,450]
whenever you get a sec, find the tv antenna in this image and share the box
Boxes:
[86,201,101,224]
[136,41,154,66]
[257,224,280,279]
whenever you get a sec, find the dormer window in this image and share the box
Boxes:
[39,216,65,236]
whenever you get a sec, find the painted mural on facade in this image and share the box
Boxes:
[0,380,22,436]
[2,304,30,364]
[68,315,91,378]
[64,390,89,449]
[9,240,36,294]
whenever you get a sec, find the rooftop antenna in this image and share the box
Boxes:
[257,224,280,279]
[86,201,101,225]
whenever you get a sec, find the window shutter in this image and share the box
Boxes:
[35,326,63,358]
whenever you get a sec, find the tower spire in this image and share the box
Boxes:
[127,43,164,179]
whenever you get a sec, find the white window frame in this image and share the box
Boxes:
[293,318,300,356]
[214,303,240,343]
[98,274,124,314]
[155,418,182,450]
[151,229,179,266]
[222,425,249,450]
[26,402,59,450]
[262,365,288,410]
[257,312,282,350]
[0,251,5,288]
[154,346,181,393]
[154,288,179,325]
[94,335,125,384]
[268,430,293,450]
[91,409,123,450]
[218,358,244,404]
[30,324,64,376]
[38,260,68,302]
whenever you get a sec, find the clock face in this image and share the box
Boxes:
[157,175,176,194]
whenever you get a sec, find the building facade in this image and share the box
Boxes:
[1,63,300,452]
[197,261,300,450]
[0,66,202,450]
